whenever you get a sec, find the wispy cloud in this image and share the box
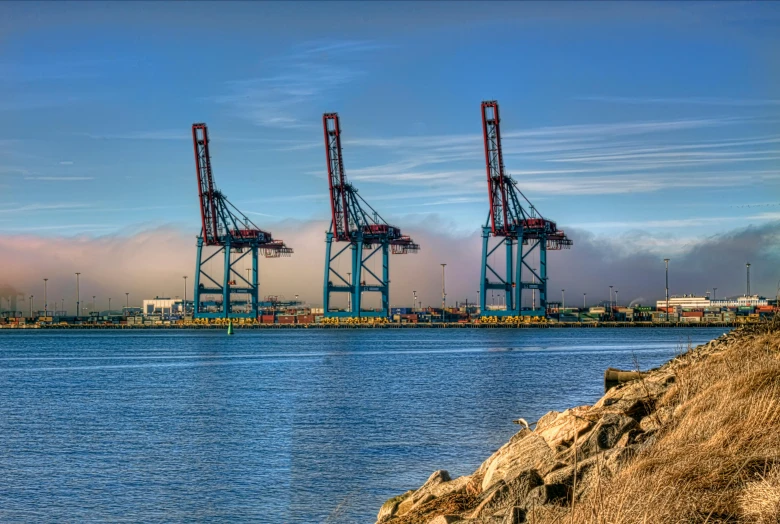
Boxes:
[576,212,780,229]
[58,161,74,166]
[0,203,91,214]
[577,95,780,107]
[24,176,94,181]
[214,40,382,129]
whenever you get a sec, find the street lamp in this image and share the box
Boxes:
[125,292,129,310]
[75,272,81,319]
[30,295,34,318]
[183,276,188,314]
[615,290,619,308]
[347,272,351,311]
[583,293,586,309]
[561,289,565,312]
[440,263,447,311]
[43,278,48,316]
[713,287,717,301]
[664,259,670,321]
[609,285,613,313]
[93,296,96,314]
[746,263,751,297]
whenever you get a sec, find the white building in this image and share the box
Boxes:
[142,297,183,316]
[655,295,711,310]
[712,295,768,307]
[656,294,768,310]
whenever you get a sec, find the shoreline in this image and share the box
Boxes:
[375,322,779,523]
[1,322,741,330]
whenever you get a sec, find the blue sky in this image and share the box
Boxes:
[1,1,779,244]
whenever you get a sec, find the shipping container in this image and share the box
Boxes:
[260,314,275,324]
[391,308,411,315]
[277,315,296,324]
[297,315,314,324]
[682,311,704,318]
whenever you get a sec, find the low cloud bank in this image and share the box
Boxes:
[0,221,778,311]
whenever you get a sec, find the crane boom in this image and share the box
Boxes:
[323,113,351,241]
[192,123,219,245]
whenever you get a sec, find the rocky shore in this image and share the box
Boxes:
[377,323,780,524]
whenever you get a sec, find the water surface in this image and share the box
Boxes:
[0,328,726,522]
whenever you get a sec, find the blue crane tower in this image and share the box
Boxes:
[479,101,572,317]
[191,123,292,319]
[321,113,419,318]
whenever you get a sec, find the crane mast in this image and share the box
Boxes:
[322,113,419,319]
[479,101,572,318]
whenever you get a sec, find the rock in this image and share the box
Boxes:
[477,429,532,478]
[543,454,600,502]
[470,470,543,519]
[534,406,594,450]
[393,471,472,519]
[376,490,412,523]
[639,405,674,433]
[481,434,555,491]
[502,506,527,524]
[593,373,673,419]
[428,516,463,524]
[575,412,639,459]
[525,483,570,506]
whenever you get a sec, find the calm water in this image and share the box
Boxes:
[0,328,726,523]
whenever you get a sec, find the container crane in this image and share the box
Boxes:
[479,101,572,317]
[192,123,292,319]
[322,113,419,318]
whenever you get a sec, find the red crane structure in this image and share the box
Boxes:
[479,101,572,317]
[322,113,419,318]
[192,123,292,319]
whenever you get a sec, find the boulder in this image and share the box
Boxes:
[428,516,463,524]
[534,406,594,450]
[575,412,639,459]
[393,471,472,519]
[639,405,674,433]
[376,490,412,523]
[502,506,527,524]
[470,470,543,519]
[481,434,555,491]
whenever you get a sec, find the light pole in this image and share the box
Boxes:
[561,289,565,312]
[583,293,586,309]
[664,259,670,321]
[413,290,417,311]
[108,297,112,315]
[75,272,81,319]
[440,263,447,310]
[61,298,64,314]
[43,278,48,316]
[30,295,33,318]
[92,296,96,315]
[746,263,751,296]
[713,287,717,301]
[125,292,129,310]
[347,272,351,311]
[532,268,537,310]
[609,285,613,316]
[615,290,619,308]
[183,276,188,314]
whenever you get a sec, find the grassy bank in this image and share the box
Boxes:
[377,322,780,523]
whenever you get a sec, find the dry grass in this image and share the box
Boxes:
[536,326,780,524]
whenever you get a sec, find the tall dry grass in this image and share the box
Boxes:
[529,326,780,524]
